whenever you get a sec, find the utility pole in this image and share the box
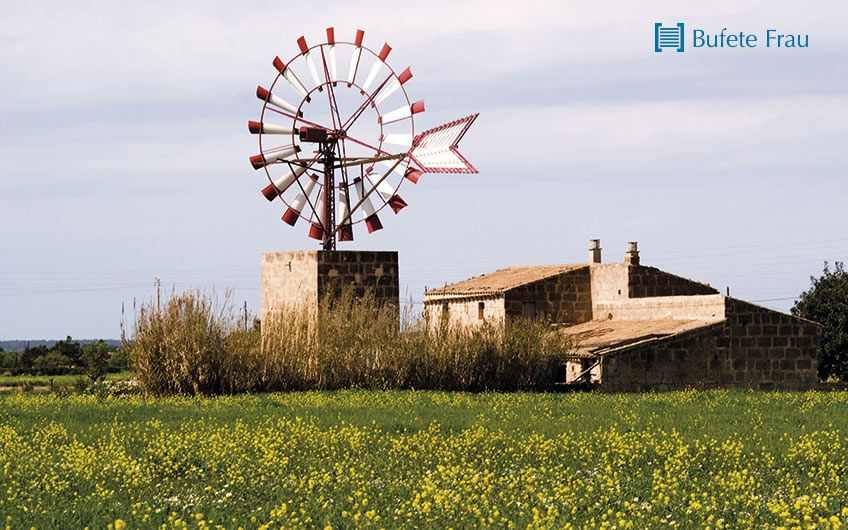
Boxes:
[154,277,161,313]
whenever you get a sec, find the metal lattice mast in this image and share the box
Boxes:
[321,140,336,250]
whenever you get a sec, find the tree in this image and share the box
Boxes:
[792,262,848,381]
[53,336,82,365]
[20,345,49,371]
[81,340,110,383]
[32,351,72,375]
[0,350,17,370]
[107,347,129,373]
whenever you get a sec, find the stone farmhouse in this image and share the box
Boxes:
[423,240,821,391]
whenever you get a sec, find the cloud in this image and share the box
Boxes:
[1,0,847,337]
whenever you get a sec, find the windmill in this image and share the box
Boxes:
[248,27,478,251]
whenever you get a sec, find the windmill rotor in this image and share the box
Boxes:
[248,27,478,250]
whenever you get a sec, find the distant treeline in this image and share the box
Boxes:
[0,339,121,352]
[0,337,128,376]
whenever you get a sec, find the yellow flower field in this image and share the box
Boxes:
[0,390,846,529]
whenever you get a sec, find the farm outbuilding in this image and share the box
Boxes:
[423,240,821,391]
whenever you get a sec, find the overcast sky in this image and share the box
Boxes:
[1,0,846,339]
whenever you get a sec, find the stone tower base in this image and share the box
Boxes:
[261,250,399,321]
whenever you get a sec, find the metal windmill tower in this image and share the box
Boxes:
[248,27,478,250]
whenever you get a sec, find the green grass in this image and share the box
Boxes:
[0,371,132,389]
[0,390,846,528]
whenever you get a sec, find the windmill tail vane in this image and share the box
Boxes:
[247,26,478,250]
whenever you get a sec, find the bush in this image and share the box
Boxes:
[31,352,73,376]
[128,289,574,395]
[20,345,49,371]
[793,261,848,381]
[53,336,82,365]
[107,348,129,373]
[81,340,110,383]
[0,351,19,370]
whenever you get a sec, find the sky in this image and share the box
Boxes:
[1,0,847,339]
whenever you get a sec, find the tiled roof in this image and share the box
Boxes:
[559,318,722,357]
[425,264,588,297]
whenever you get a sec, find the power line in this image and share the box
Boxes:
[749,296,799,303]
[2,233,842,300]
[1,234,844,277]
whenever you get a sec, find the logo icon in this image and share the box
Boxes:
[654,22,685,52]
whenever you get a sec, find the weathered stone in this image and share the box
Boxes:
[261,250,399,324]
[422,244,821,391]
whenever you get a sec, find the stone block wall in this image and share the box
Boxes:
[424,295,506,328]
[589,263,719,318]
[628,266,718,298]
[565,359,602,384]
[600,298,821,391]
[261,251,319,317]
[504,267,592,324]
[261,250,399,323]
[594,294,726,322]
[600,325,722,391]
[721,298,820,387]
[316,251,399,307]
[589,263,630,306]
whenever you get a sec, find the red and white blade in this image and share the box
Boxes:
[282,176,317,226]
[354,178,382,233]
[337,186,354,241]
[409,114,479,173]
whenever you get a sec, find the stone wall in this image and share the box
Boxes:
[261,250,399,323]
[424,295,505,328]
[600,298,821,391]
[721,298,820,387]
[316,251,399,307]
[589,263,719,319]
[589,263,629,307]
[600,325,721,391]
[565,359,602,383]
[594,294,726,322]
[261,251,319,316]
[427,261,723,328]
[628,266,718,298]
[504,267,592,324]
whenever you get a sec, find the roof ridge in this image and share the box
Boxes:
[425,264,588,297]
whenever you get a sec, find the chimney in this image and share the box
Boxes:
[588,239,602,264]
[624,241,640,266]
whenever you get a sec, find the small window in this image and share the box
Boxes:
[478,301,485,320]
[522,302,537,319]
[442,302,449,316]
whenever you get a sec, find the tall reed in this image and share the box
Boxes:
[128,289,574,395]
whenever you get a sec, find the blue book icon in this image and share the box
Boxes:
[655,23,685,52]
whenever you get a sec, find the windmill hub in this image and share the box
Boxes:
[298,126,335,144]
[249,26,479,279]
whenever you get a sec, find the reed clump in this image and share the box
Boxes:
[128,289,573,395]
